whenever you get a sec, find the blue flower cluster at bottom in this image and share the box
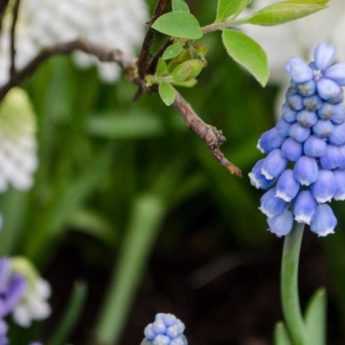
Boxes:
[249,43,345,237]
[143,313,187,345]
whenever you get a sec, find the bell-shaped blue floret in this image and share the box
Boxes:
[249,159,274,190]
[310,204,337,237]
[320,145,342,169]
[293,191,317,225]
[275,120,290,137]
[318,103,334,120]
[314,43,336,71]
[276,170,300,202]
[259,188,287,218]
[282,105,297,123]
[313,120,334,138]
[281,138,302,162]
[329,123,345,145]
[304,136,327,157]
[257,128,284,153]
[170,337,187,345]
[153,335,171,345]
[297,80,316,96]
[296,110,317,128]
[311,170,336,203]
[261,149,287,180]
[289,123,311,142]
[153,320,166,334]
[304,95,322,111]
[334,170,345,200]
[287,94,304,111]
[317,78,341,101]
[286,57,313,83]
[267,209,294,237]
[293,156,319,186]
[145,324,156,341]
[325,63,345,86]
[331,103,345,124]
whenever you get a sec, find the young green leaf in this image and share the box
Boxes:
[159,83,177,106]
[287,0,328,4]
[162,42,184,60]
[216,0,248,21]
[222,29,269,86]
[274,322,291,345]
[305,289,327,345]
[152,11,203,40]
[172,0,190,12]
[156,59,169,76]
[173,78,198,88]
[244,0,327,26]
[171,59,205,82]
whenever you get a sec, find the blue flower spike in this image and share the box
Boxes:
[249,43,345,237]
[143,313,187,345]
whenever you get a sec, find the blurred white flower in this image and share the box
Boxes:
[243,0,345,84]
[0,88,37,192]
[0,0,148,83]
[13,277,51,327]
[11,257,51,328]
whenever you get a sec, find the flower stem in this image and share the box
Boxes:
[281,223,307,345]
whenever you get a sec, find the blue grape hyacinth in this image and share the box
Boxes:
[143,313,187,345]
[249,43,345,237]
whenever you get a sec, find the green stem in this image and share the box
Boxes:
[49,282,88,345]
[95,194,165,345]
[281,223,307,345]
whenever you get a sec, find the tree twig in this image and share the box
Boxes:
[173,92,242,176]
[9,0,21,77]
[137,0,169,80]
[0,39,135,101]
[0,36,242,176]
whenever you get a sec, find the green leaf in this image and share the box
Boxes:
[95,195,166,345]
[159,83,177,106]
[156,59,169,76]
[222,29,269,86]
[49,282,88,345]
[172,0,190,12]
[217,0,248,21]
[274,322,291,345]
[162,42,184,60]
[244,0,327,26]
[171,59,205,82]
[152,11,203,39]
[305,289,327,345]
[88,110,165,139]
[68,209,115,245]
[173,78,198,88]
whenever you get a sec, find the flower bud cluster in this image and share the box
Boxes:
[250,43,345,237]
[143,313,188,345]
[0,257,51,344]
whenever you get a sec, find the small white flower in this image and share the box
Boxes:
[0,88,37,193]
[11,258,51,328]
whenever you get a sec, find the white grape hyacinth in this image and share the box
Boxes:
[11,258,51,328]
[13,277,51,327]
[0,88,37,193]
[0,0,148,84]
[243,0,345,84]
